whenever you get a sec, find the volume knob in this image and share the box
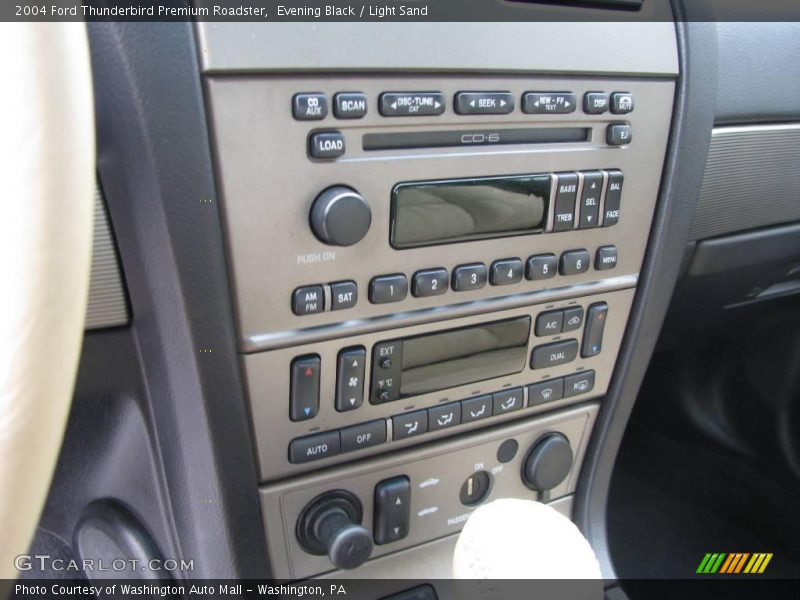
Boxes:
[310,186,371,246]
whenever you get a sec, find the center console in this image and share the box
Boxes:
[200,21,677,581]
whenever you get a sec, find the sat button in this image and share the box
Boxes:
[330,280,358,310]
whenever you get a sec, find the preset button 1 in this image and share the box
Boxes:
[369,274,408,304]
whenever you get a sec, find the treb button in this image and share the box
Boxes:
[454,91,514,115]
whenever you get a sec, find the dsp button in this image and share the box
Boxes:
[334,92,367,119]
[309,131,345,159]
[292,93,328,120]
[340,420,386,453]
[454,91,514,115]
[522,92,576,114]
[583,92,609,115]
[380,92,445,117]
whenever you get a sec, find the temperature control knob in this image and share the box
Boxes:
[522,433,574,492]
[297,490,373,570]
[310,186,371,246]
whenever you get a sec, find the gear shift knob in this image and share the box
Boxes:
[453,498,602,579]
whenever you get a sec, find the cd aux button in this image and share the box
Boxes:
[292,93,328,120]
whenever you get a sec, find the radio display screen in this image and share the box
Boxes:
[391,174,550,249]
[399,316,531,398]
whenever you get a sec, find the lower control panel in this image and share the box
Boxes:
[260,403,597,580]
[245,287,632,481]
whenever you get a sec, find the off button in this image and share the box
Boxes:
[340,420,387,453]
